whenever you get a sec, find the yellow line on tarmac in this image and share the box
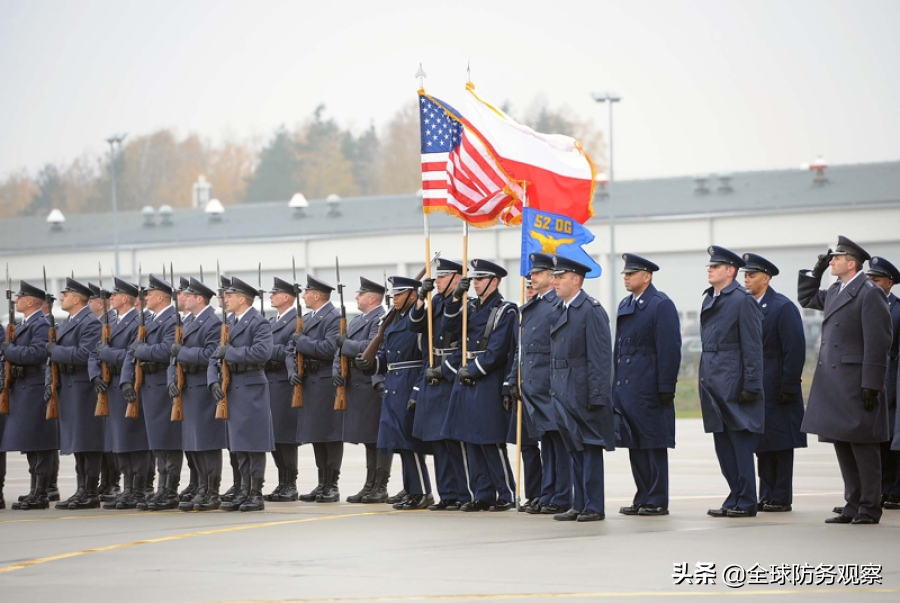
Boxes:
[0,509,398,574]
[0,511,147,524]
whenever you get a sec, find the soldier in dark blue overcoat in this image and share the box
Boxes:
[287,275,342,503]
[357,276,433,510]
[409,259,470,510]
[799,236,892,524]
[45,278,103,509]
[441,259,518,512]
[208,276,274,512]
[121,274,181,510]
[334,277,388,503]
[169,278,225,511]
[548,256,614,523]
[88,282,121,500]
[864,257,900,508]
[1,282,57,510]
[614,254,681,517]
[699,247,764,518]
[507,254,568,514]
[262,277,300,502]
[741,253,806,513]
[88,278,152,510]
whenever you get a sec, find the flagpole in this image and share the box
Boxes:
[514,182,527,512]
[417,63,436,369]
[461,222,468,362]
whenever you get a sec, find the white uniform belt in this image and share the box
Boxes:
[388,360,421,371]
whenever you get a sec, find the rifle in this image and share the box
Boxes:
[170,262,184,422]
[0,265,13,414]
[358,258,435,365]
[94,263,110,417]
[44,267,59,420]
[126,265,145,419]
[215,261,230,420]
[291,257,304,408]
[334,257,348,411]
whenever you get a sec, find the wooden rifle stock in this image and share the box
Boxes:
[0,323,14,414]
[291,314,304,408]
[170,322,184,421]
[215,322,230,420]
[94,322,111,417]
[126,323,146,419]
[334,314,349,411]
[46,324,59,420]
[359,264,428,365]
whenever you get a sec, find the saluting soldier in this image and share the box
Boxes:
[507,254,569,515]
[171,277,225,512]
[441,259,518,512]
[263,277,300,502]
[699,246,764,519]
[120,274,181,511]
[741,253,807,513]
[549,256,614,523]
[88,278,152,510]
[409,259,470,511]
[614,254,682,517]
[45,278,103,509]
[208,276,274,512]
[287,275,342,503]
[2,281,58,510]
[334,277,388,503]
[799,236,892,524]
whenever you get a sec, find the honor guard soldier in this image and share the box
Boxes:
[170,277,226,512]
[208,276,275,512]
[88,278,152,510]
[549,256,614,522]
[409,259,470,510]
[334,277,389,503]
[867,257,900,508]
[263,277,301,502]
[799,236,892,524]
[356,275,433,509]
[741,253,807,512]
[121,274,182,511]
[614,253,682,517]
[173,275,201,500]
[0,328,4,509]
[88,282,122,501]
[507,253,569,515]
[46,277,104,509]
[2,281,58,510]
[287,275,343,503]
[441,259,518,512]
[700,246,764,519]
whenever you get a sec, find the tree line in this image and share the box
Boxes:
[0,99,604,219]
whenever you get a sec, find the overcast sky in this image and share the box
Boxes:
[2,0,898,183]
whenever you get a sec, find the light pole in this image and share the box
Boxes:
[591,90,621,319]
[106,133,127,275]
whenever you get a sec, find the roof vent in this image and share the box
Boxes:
[289,192,309,217]
[205,198,225,223]
[141,205,156,227]
[326,193,342,217]
[809,155,828,186]
[47,208,66,231]
[717,173,733,194]
[159,205,174,226]
[694,174,709,195]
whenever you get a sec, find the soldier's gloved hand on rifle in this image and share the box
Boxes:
[120,382,137,404]
[501,392,513,412]
[210,382,226,401]
[374,381,385,397]
[354,354,372,371]
[129,341,140,354]
[96,342,109,354]
[508,382,520,403]
[778,392,798,405]
[332,374,345,387]
[288,372,303,386]
[167,382,180,398]
[862,388,879,411]
[214,344,229,360]
[1,341,10,353]
[43,384,53,402]
[290,332,309,347]
[170,343,183,358]
[45,341,58,355]
[92,377,108,393]
[739,390,758,404]
[453,277,471,300]
[425,366,444,385]
[458,366,475,386]
[811,249,833,280]
[658,392,675,404]
[335,334,347,350]
[418,278,436,300]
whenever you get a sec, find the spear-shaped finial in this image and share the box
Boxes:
[416,63,427,90]
[466,59,471,84]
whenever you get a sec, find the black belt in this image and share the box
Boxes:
[303,358,323,373]
[107,364,121,376]
[57,364,86,375]
[140,362,162,374]
[180,362,205,374]
[227,362,265,374]
[10,365,42,378]
[265,360,286,372]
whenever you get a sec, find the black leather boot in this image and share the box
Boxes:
[264,466,285,502]
[220,484,249,512]
[148,474,180,510]
[98,466,109,498]
[180,483,207,512]
[70,474,101,509]
[196,477,221,511]
[16,473,36,504]
[221,463,241,502]
[118,475,145,509]
[316,469,340,503]
[239,477,265,512]
[346,481,373,504]
[17,476,50,510]
[274,469,298,502]
[299,468,324,503]
[57,475,85,510]
[105,467,121,500]
[178,482,197,503]
[361,469,390,504]
[107,483,132,509]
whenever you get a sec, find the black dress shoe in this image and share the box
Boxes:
[707,507,730,517]
[554,508,581,521]
[638,506,669,516]
[428,499,460,511]
[882,495,900,510]
[391,495,410,510]
[539,503,567,515]
[825,514,853,524]
[489,500,513,512]
[398,493,433,510]
[385,489,407,505]
[525,502,545,515]
[460,500,491,512]
[619,504,641,516]
[726,508,756,518]
[576,510,605,522]
[851,516,878,525]
[517,499,537,513]
[762,503,792,512]
[832,506,845,514]
[757,500,769,512]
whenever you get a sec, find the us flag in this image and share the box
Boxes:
[419,92,520,227]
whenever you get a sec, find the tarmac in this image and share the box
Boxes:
[0,418,897,603]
